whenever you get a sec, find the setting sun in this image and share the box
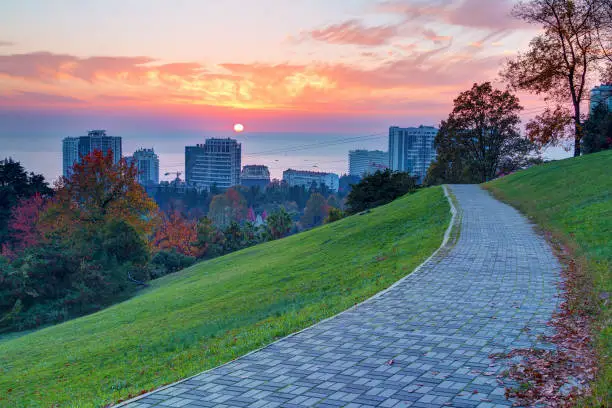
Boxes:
[233,123,244,132]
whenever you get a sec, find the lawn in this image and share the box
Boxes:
[0,187,450,407]
[485,150,611,406]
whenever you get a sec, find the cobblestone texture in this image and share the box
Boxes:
[120,185,560,408]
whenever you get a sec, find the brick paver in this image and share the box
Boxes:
[120,185,560,408]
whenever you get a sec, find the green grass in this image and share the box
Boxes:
[485,150,611,407]
[0,187,450,407]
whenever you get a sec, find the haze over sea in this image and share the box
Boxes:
[1,121,392,183]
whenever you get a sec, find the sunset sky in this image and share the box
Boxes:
[0,0,560,180]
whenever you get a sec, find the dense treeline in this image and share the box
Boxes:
[0,153,353,332]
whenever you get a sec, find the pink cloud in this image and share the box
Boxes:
[378,0,530,30]
[395,43,418,52]
[303,19,399,46]
[0,52,76,80]
[422,28,452,44]
[0,52,209,83]
[0,91,85,106]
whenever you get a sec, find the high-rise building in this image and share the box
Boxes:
[282,169,339,192]
[185,138,241,190]
[62,130,122,177]
[241,165,271,188]
[348,150,388,177]
[388,125,438,184]
[129,148,159,186]
[62,137,79,178]
[590,84,612,114]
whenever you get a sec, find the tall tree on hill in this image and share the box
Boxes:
[501,0,612,156]
[427,82,536,184]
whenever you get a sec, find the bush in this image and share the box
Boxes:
[325,207,345,224]
[346,170,417,214]
[149,249,196,279]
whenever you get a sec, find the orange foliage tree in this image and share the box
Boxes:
[153,210,200,257]
[42,150,158,240]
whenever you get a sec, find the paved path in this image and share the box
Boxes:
[122,185,560,408]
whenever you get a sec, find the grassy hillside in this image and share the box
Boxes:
[485,150,611,406]
[0,187,450,407]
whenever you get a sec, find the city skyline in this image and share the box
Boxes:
[56,125,440,186]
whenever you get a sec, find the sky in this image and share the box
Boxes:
[0,0,569,181]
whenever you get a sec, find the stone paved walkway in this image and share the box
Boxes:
[121,185,560,408]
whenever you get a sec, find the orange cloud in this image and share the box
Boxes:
[0,47,505,116]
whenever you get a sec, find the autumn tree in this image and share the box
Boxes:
[502,0,612,156]
[428,82,536,184]
[44,150,157,239]
[153,210,199,257]
[1,194,46,258]
[0,158,52,246]
[301,193,329,228]
[226,188,248,222]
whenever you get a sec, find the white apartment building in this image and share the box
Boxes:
[388,125,438,184]
[282,169,339,192]
[129,148,160,186]
[185,138,241,190]
[348,150,388,177]
[590,84,612,115]
[62,130,122,177]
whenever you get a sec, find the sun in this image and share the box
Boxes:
[233,123,244,133]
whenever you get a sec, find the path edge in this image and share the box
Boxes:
[114,185,459,407]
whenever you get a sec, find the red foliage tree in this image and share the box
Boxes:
[153,210,200,257]
[1,193,46,258]
[225,188,247,222]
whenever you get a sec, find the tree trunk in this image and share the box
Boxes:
[574,116,582,157]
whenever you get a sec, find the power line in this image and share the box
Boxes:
[242,132,387,158]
